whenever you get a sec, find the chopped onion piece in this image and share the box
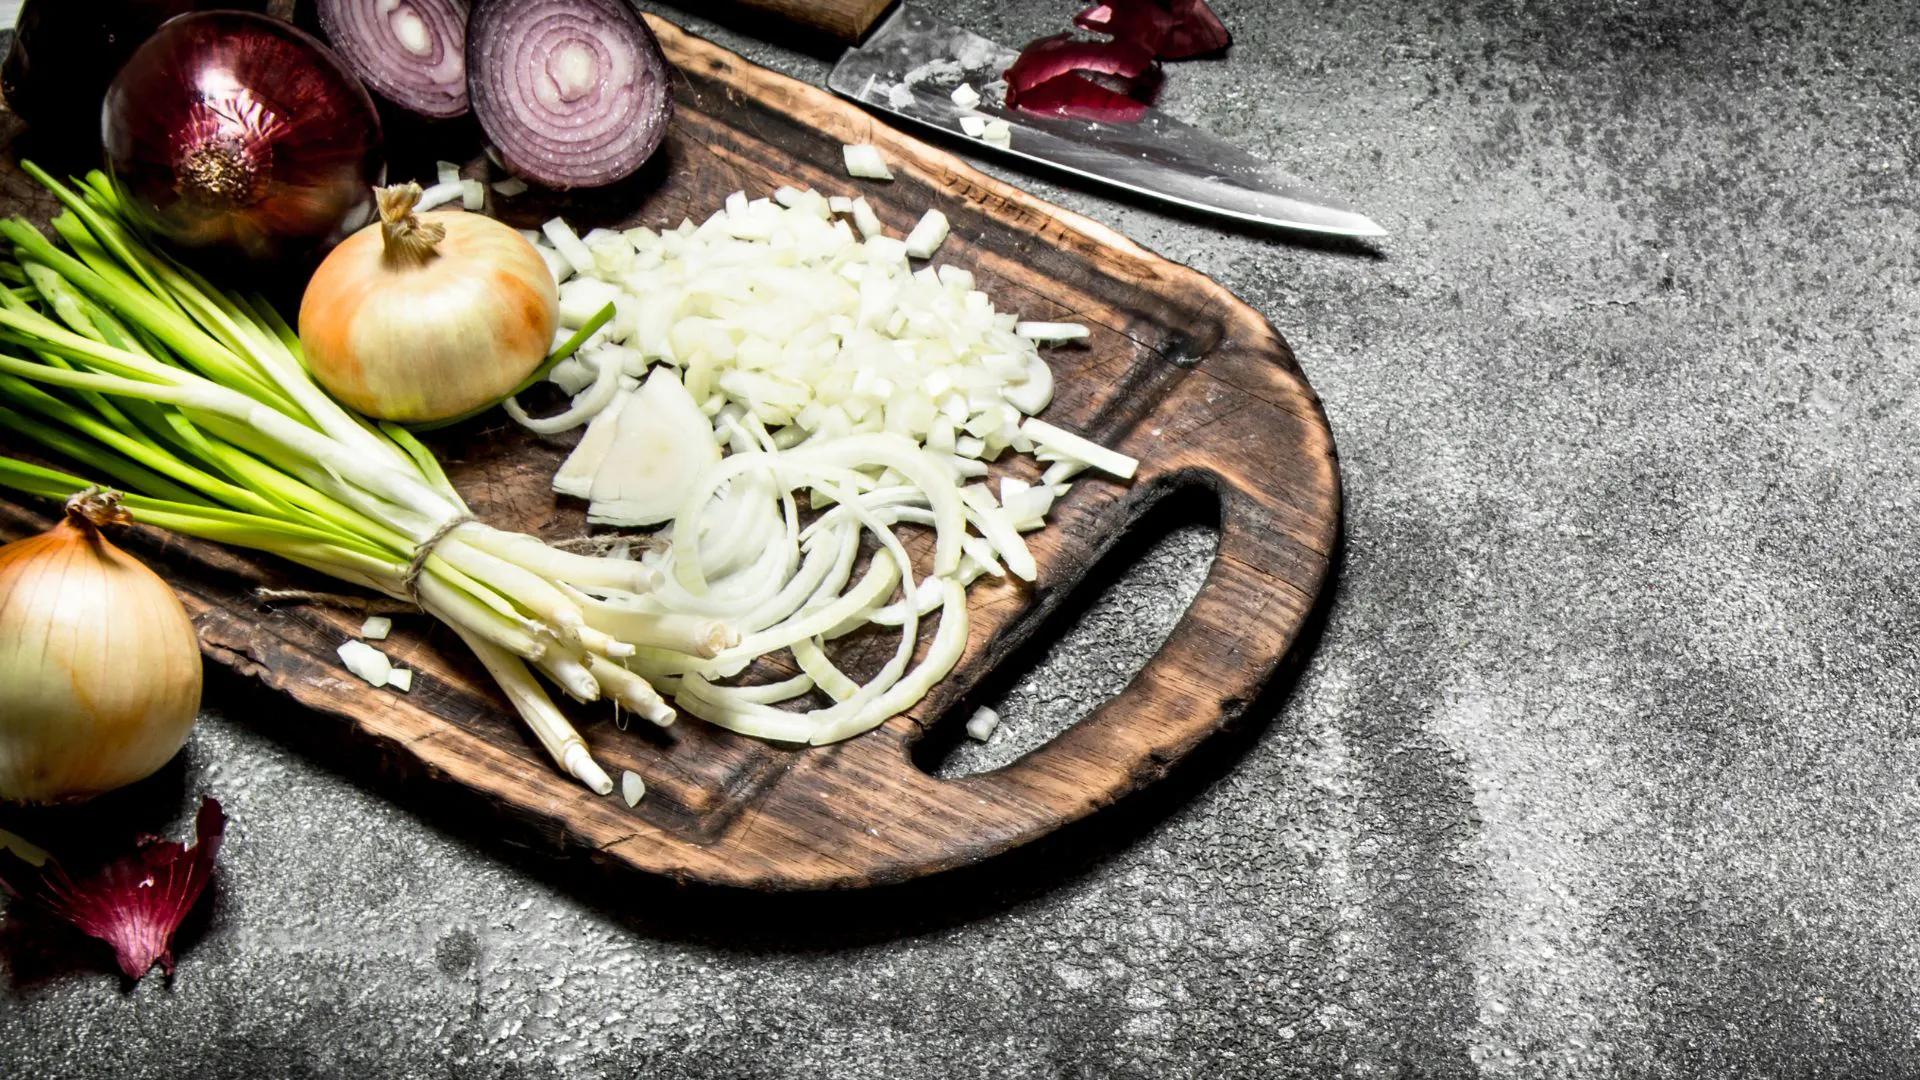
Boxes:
[904,209,951,259]
[951,83,981,109]
[493,177,530,196]
[621,770,645,807]
[414,180,466,211]
[436,160,461,186]
[983,119,1013,148]
[828,195,854,213]
[338,640,393,688]
[460,178,485,210]
[1023,418,1139,479]
[1015,321,1090,342]
[843,143,895,180]
[360,615,393,641]
[966,706,1000,741]
[542,217,595,277]
[960,116,989,138]
[389,668,414,693]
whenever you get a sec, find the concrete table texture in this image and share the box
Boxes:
[3,0,1918,1076]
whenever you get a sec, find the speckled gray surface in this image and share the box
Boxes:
[6,0,1920,1075]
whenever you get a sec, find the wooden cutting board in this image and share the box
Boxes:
[0,16,1340,890]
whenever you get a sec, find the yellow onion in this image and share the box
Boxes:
[299,183,559,423]
[0,490,202,803]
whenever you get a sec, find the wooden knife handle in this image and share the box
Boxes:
[717,0,895,42]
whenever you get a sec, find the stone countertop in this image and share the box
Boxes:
[6,0,1920,1076]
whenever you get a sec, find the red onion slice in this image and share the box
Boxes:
[313,0,470,119]
[467,0,673,190]
[1005,35,1159,122]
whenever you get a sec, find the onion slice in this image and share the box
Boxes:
[1075,0,1231,58]
[314,0,471,118]
[467,0,674,190]
[1005,34,1159,122]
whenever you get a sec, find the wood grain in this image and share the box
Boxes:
[0,15,1341,889]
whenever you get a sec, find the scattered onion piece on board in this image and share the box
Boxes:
[843,143,895,180]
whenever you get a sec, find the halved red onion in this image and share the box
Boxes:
[467,0,674,190]
[1009,72,1152,123]
[313,0,470,119]
[1005,35,1159,122]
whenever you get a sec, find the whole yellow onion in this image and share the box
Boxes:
[0,491,202,803]
[299,183,559,423]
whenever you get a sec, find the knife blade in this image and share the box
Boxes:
[824,5,1386,239]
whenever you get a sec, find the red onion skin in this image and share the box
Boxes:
[103,11,385,265]
[1009,72,1153,123]
[1073,0,1231,60]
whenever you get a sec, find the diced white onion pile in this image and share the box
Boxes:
[509,188,1137,745]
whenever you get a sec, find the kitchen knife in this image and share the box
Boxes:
[809,5,1386,239]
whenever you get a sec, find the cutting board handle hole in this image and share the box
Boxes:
[913,482,1222,779]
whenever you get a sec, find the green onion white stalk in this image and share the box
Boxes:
[0,165,730,794]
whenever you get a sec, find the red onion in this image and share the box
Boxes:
[311,0,470,119]
[103,11,385,263]
[1005,35,1160,122]
[0,0,270,161]
[467,0,674,190]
